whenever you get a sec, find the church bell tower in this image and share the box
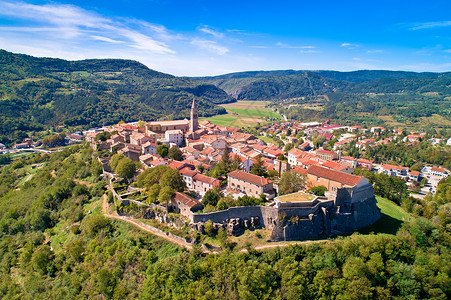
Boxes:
[190,98,198,132]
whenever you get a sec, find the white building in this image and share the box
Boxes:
[165,129,184,146]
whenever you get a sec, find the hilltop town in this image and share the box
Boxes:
[30,98,438,242]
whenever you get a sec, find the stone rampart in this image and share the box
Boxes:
[191,206,279,228]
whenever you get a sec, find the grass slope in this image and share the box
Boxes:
[360,196,412,235]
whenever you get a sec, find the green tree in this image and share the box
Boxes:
[147,184,161,202]
[251,155,266,176]
[31,245,54,275]
[231,154,242,171]
[221,148,232,173]
[156,144,169,157]
[279,171,306,195]
[310,185,328,196]
[158,186,174,205]
[160,168,185,191]
[284,143,294,152]
[109,153,126,171]
[115,158,137,179]
[203,187,222,207]
[168,146,183,161]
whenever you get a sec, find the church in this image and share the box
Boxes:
[145,98,199,139]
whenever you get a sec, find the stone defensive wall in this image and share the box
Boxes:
[190,205,279,228]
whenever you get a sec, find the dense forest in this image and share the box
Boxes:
[0,50,232,145]
[0,145,449,299]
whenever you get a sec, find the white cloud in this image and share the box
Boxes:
[199,25,223,38]
[90,35,123,44]
[0,0,174,54]
[191,39,229,55]
[410,21,451,30]
[341,42,360,48]
[277,42,316,49]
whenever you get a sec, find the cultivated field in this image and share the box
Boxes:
[202,101,282,128]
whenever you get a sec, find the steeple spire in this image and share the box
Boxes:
[190,97,198,132]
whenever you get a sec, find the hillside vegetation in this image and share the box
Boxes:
[0,50,232,145]
[197,70,451,131]
[0,145,449,298]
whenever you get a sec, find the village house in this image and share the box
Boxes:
[142,141,157,155]
[429,167,448,177]
[170,192,203,217]
[227,170,275,199]
[408,171,420,182]
[179,167,198,189]
[165,129,184,146]
[193,173,221,196]
[307,165,369,192]
[356,158,373,170]
[130,132,152,146]
[380,164,409,179]
[340,156,358,168]
[118,146,141,161]
[315,149,339,161]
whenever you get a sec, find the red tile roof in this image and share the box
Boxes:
[193,173,218,185]
[168,161,185,170]
[308,165,364,187]
[292,166,308,175]
[179,167,198,177]
[172,192,202,208]
[227,170,273,186]
[431,167,446,172]
[382,164,408,171]
[316,149,335,155]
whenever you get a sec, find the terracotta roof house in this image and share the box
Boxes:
[307,165,368,191]
[193,173,221,196]
[170,192,203,217]
[227,170,275,199]
[321,161,354,174]
[430,167,448,177]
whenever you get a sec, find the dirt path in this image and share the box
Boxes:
[253,239,328,250]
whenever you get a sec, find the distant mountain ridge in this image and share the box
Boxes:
[193,69,451,101]
[194,69,451,82]
[0,50,232,144]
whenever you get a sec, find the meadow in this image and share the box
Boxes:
[201,100,282,128]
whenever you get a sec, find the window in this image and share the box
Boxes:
[317,177,320,182]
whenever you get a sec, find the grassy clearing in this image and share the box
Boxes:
[226,107,282,119]
[203,100,282,128]
[359,196,412,235]
[277,192,316,202]
[258,135,278,145]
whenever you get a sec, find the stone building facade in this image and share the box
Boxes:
[227,170,276,199]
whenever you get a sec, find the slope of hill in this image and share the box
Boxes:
[0,50,232,144]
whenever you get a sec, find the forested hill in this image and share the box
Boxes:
[195,70,451,100]
[197,69,451,82]
[0,50,232,144]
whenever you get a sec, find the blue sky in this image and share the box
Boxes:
[0,0,450,76]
